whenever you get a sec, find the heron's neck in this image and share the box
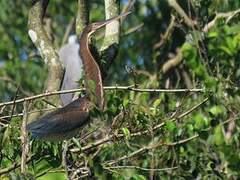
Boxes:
[79,33,92,65]
[79,32,104,109]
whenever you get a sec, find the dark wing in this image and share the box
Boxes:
[27,97,90,140]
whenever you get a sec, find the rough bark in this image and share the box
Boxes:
[28,0,64,105]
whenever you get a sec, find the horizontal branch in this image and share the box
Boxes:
[0,86,204,108]
[0,107,56,120]
[106,165,178,172]
[167,134,199,146]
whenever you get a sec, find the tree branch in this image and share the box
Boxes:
[76,0,89,36]
[20,101,29,174]
[105,165,178,172]
[0,156,33,175]
[203,9,240,32]
[103,134,198,166]
[168,0,195,28]
[100,0,121,76]
[154,15,176,50]
[101,0,120,51]
[28,0,64,105]
[0,86,205,108]
[162,48,183,73]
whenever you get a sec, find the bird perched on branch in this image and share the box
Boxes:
[27,12,130,141]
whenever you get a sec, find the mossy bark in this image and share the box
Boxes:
[28,0,64,106]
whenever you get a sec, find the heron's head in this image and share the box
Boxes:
[85,11,131,36]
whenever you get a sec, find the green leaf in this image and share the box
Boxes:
[37,172,65,180]
[123,99,130,107]
[204,76,218,90]
[2,126,11,147]
[165,120,176,132]
[208,31,218,38]
[131,175,146,180]
[87,79,96,93]
[213,126,225,145]
[219,46,233,56]
[209,105,223,116]
[72,138,81,149]
[153,98,161,107]
[193,114,208,130]
[121,127,131,140]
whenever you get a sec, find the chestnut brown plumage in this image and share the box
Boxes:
[27,97,92,140]
[27,12,130,141]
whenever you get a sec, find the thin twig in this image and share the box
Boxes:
[177,97,209,119]
[9,86,20,121]
[166,134,199,146]
[61,17,75,46]
[62,141,70,180]
[154,15,176,49]
[123,23,144,36]
[203,9,240,32]
[20,101,29,174]
[103,134,198,166]
[0,121,8,127]
[0,156,33,175]
[106,165,178,172]
[168,0,195,27]
[220,112,240,126]
[0,107,57,120]
[0,86,205,108]
[121,0,135,15]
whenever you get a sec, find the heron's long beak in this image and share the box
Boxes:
[94,11,131,31]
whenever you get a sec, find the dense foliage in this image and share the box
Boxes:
[0,0,240,179]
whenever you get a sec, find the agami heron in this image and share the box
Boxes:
[27,12,129,141]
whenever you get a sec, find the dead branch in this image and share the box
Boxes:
[162,49,183,73]
[203,9,240,32]
[168,0,195,28]
[154,15,176,49]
